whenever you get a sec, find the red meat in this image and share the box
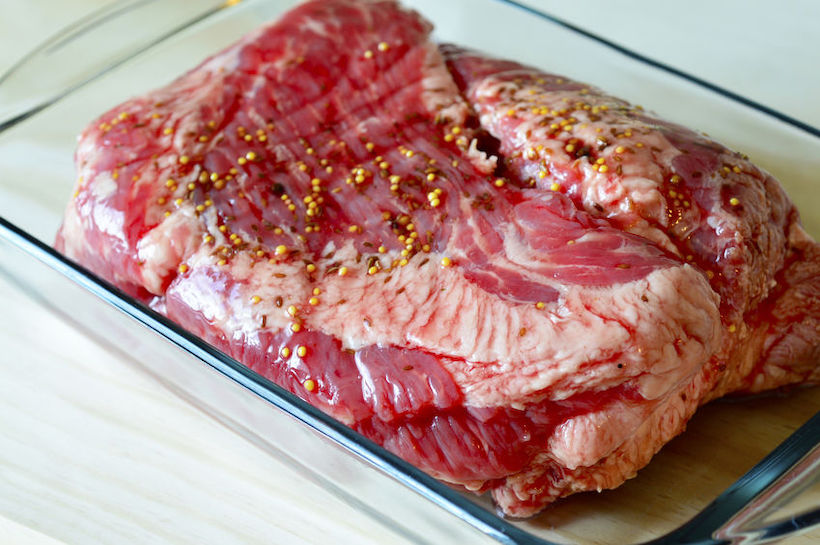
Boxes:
[55,0,819,517]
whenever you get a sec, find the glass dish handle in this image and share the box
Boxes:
[645,409,820,545]
[714,430,820,544]
[0,0,240,132]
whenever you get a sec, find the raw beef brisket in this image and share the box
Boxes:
[55,0,820,517]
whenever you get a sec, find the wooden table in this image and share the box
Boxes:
[2,1,818,544]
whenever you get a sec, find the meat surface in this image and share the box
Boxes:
[55,0,820,517]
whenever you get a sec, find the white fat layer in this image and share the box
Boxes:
[171,233,720,408]
[90,174,117,200]
[420,42,468,126]
[547,399,651,469]
[177,248,309,336]
[494,365,713,512]
[466,138,498,175]
[136,206,205,294]
[57,196,87,261]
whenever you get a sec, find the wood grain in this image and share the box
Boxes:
[0,271,417,545]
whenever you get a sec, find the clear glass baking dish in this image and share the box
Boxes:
[1,1,819,543]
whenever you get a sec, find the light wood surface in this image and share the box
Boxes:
[2,1,818,544]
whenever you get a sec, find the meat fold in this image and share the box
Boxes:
[442,46,820,400]
[55,0,819,517]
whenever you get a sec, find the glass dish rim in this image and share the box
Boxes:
[1,1,819,544]
[497,1,820,139]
